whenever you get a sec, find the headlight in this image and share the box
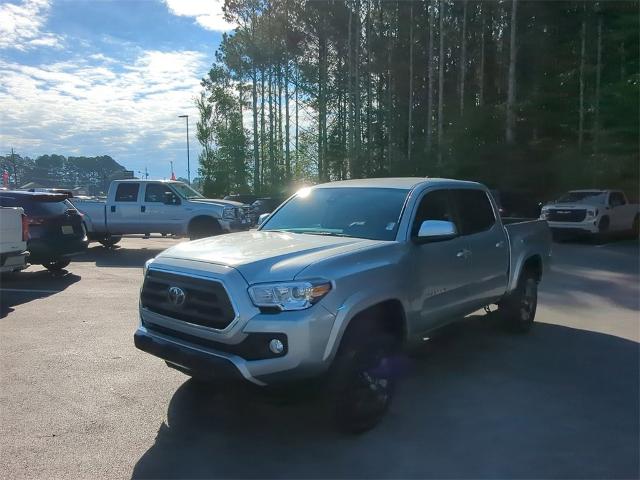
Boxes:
[248,280,332,311]
[540,208,549,219]
[223,207,236,219]
[143,258,153,276]
[587,209,598,217]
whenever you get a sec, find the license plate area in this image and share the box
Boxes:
[61,225,74,235]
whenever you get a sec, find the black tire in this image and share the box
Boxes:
[499,269,538,333]
[188,217,222,240]
[593,216,610,243]
[43,259,71,272]
[632,215,639,238]
[98,235,122,247]
[328,332,398,434]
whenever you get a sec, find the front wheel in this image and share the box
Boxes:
[328,333,398,434]
[43,260,71,272]
[188,217,222,240]
[99,235,122,247]
[499,270,538,333]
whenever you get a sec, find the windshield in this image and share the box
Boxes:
[171,183,204,200]
[261,187,409,241]
[557,191,607,204]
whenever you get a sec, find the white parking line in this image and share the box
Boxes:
[0,288,61,294]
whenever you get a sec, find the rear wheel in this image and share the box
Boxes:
[328,331,398,434]
[499,269,538,333]
[188,217,222,240]
[43,260,71,272]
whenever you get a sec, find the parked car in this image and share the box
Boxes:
[490,190,542,219]
[0,206,29,273]
[251,197,284,217]
[70,180,251,246]
[0,191,88,271]
[224,194,258,205]
[135,177,551,432]
[540,189,640,240]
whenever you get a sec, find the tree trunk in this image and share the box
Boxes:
[252,67,259,193]
[260,68,266,186]
[426,0,434,154]
[578,6,586,151]
[348,5,353,177]
[354,0,362,178]
[478,2,485,107]
[437,0,444,166]
[366,0,372,173]
[459,0,467,116]
[506,0,518,145]
[407,3,414,166]
[269,65,275,186]
[620,42,626,80]
[594,15,602,154]
[295,59,299,174]
[318,22,328,182]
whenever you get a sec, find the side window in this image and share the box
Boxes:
[144,184,173,203]
[609,193,625,207]
[114,183,139,202]
[412,190,456,237]
[452,189,496,236]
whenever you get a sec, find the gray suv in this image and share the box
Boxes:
[135,178,551,432]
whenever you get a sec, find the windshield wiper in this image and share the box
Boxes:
[299,231,351,237]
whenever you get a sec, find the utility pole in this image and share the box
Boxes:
[178,115,190,184]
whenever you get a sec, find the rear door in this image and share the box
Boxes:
[141,183,183,233]
[451,188,509,309]
[107,183,142,234]
[409,189,473,333]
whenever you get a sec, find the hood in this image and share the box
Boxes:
[188,198,244,208]
[544,202,600,209]
[157,230,382,284]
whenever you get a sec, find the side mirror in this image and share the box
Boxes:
[258,213,270,226]
[164,192,180,205]
[414,220,457,243]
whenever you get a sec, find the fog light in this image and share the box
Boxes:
[269,339,284,354]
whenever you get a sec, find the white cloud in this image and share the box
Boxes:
[0,50,208,177]
[163,0,236,32]
[0,0,63,50]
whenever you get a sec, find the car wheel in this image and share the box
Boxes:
[189,217,222,240]
[499,269,538,333]
[43,260,71,272]
[593,216,610,243]
[328,332,398,434]
[632,215,639,238]
[98,235,122,248]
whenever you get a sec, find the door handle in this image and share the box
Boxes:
[110,206,116,213]
[141,205,146,213]
[456,249,472,259]
[495,241,505,248]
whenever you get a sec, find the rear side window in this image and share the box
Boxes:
[0,195,72,216]
[412,190,456,236]
[115,183,139,202]
[452,189,496,235]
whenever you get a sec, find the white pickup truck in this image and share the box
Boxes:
[71,180,251,246]
[0,206,29,273]
[540,189,639,240]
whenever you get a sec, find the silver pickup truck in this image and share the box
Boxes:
[71,180,251,246]
[135,178,551,432]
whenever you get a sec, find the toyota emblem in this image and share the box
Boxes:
[167,286,186,306]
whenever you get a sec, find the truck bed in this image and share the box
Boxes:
[69,198,107,235]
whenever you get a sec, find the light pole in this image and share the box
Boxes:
[178,115,190,184]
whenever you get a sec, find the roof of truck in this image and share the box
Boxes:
[313,177,483,190]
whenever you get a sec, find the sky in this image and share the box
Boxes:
[0,0,236,180]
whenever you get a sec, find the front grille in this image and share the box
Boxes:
[141,269,236,330]
[548,209,586,222]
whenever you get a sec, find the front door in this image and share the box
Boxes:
[409,189,472,334]
[141,183,183,234]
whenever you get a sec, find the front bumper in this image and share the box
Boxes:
[136,303,337,386]
[219,218,251,233]
[546,219,600,234]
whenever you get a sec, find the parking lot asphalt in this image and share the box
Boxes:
[1,236,638,479]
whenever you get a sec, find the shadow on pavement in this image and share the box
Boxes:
[0,269,81,318]
[73,244,169,268]
[132,315,639,479]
